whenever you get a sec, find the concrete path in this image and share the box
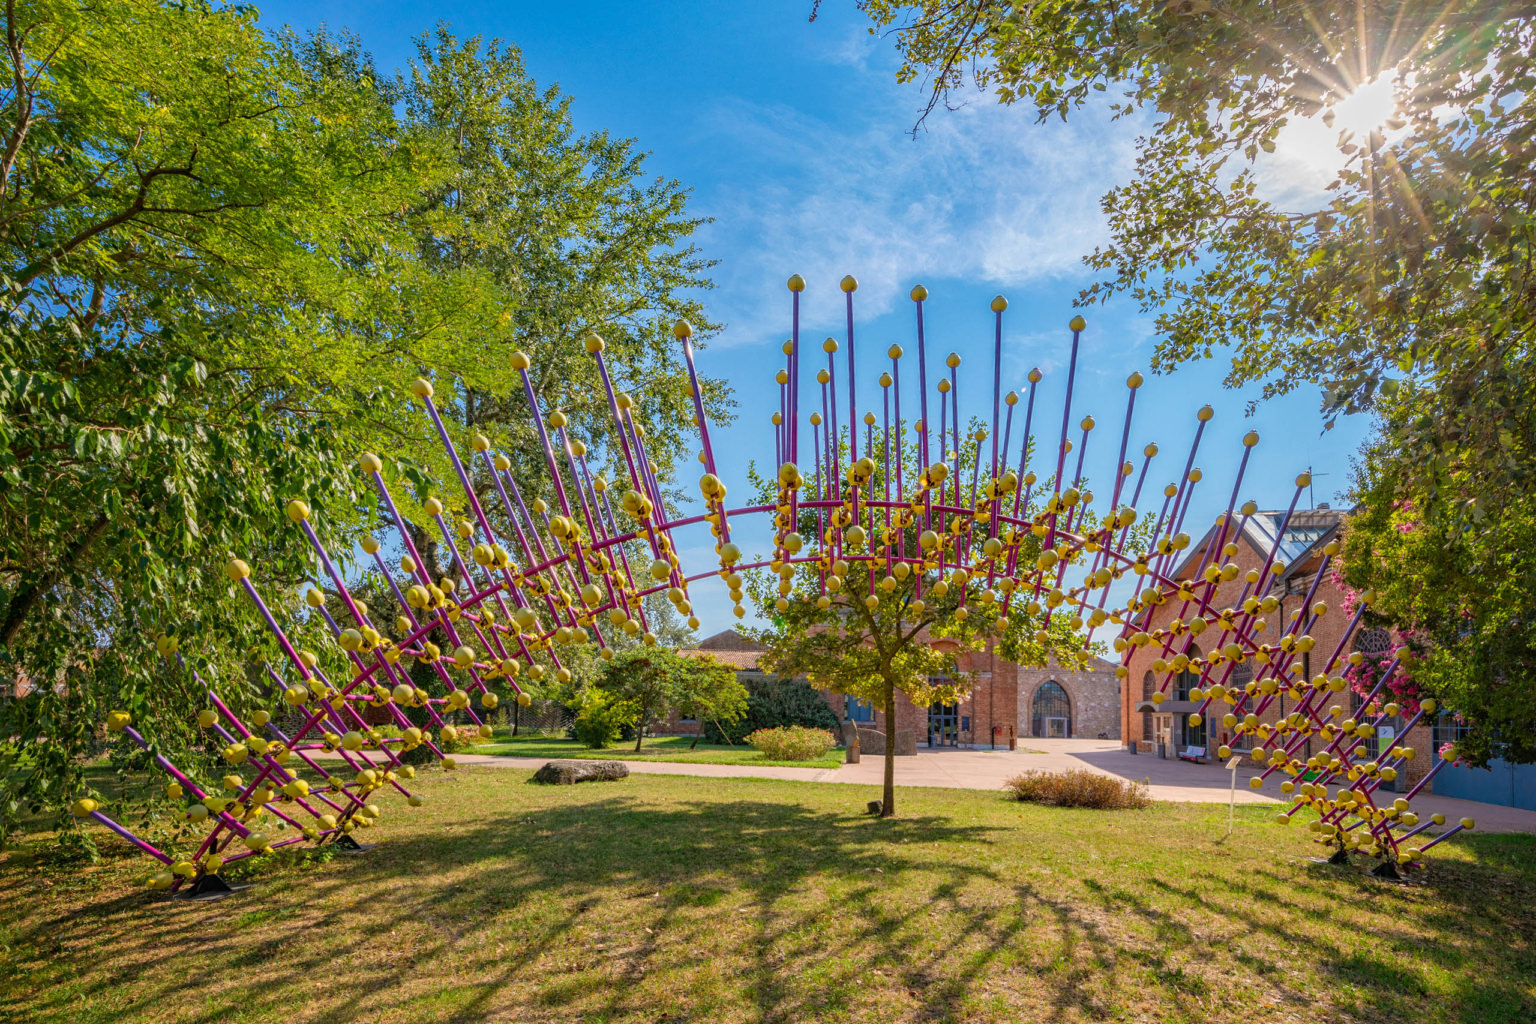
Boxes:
[447,752,830,783]
[438,742,1536,833]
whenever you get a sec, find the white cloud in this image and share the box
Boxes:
[692,86,1142,348]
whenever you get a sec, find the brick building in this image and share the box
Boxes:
[1018,656,1122,740]
[1118,507,1435,794]
[675,629,1119,751]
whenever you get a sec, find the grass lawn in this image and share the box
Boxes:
[2,769,1534,1024]
[467,731,846,769]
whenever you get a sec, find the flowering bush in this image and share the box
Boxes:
[746,725,836,761]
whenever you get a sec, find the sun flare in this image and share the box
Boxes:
[1330,77,1399,140]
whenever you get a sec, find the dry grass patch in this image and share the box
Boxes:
[1004,768,1154,809]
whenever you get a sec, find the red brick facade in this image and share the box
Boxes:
[1116,509,1434,792]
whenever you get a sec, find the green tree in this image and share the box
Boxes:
[743,439,1082,816]
[673,653,748,748]
[0,2,720,843]
[600,647,693,752]
[393,28,732,567]
[1342,455,1536,767]
[854,0,1536,763]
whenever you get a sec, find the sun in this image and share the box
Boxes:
[1268,76,1407,193]
[1329,77,1399,140]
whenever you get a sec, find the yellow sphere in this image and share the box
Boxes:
[787,274,806,292]
[1068,315,1087,332]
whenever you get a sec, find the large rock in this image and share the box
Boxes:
[855,726,884,756]
[531,759,630,785]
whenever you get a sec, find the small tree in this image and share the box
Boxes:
[760,581,1069,817]
[601,648,692,752]
[674,654,749,747]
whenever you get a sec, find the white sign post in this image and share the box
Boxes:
[1226,755,1243,836]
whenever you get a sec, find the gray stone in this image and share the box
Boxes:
[531,759,630,785]
[855,726,885,756]
[892,730,917,757]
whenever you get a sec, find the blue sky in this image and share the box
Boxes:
[257,1,1373,640]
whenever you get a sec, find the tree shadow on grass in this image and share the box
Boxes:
[2,787,1534,1024]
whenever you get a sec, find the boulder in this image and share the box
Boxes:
[855,726,885,756]
[531,759,630,785]
[893,731,917,757]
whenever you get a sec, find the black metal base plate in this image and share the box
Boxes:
[170,874,253,902]
[331,832,375,853]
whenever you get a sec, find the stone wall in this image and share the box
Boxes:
[1017,658,1121,740]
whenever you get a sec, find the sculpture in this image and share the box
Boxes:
[87,276,1471,892]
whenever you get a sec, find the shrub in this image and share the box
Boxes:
[1002,769,1152,810]
[571,688,635,749]
[747,725,836,761]
[704,676,840,743]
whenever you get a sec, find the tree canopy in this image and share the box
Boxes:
[0,0,722,844]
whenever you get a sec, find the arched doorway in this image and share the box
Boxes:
[1031,681,1072,738]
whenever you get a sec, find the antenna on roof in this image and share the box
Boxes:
[1305,465,1331,508]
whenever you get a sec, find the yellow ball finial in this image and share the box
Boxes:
[1197,404,1215,422]
[358,452,383,475]
[510,351,531,371]
[787,274,806,292]
[990,295,1008,313]
[888,344,903,359]
[909,284,928,302]
[1296,471,1312,488]
[822,337,839,354]
[672,319,694,339]
[1127,371,1144,389]
[782,339,794,355]
[584,333,604,353]
[1243,430,1259,447]
[1027,367,1042,384]
[225,558,250,581]
[285,499,310,522]
[1069,314,1087,332]
[840,275,858,293]
[945,352,961,369]
[1005,390,1019,406]
[410,378,433,400]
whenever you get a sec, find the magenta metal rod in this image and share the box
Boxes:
[90,810,172,864]
[845,288,858,462]
[421,392,495,535]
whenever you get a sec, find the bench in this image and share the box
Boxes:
[1178,745,1207,764]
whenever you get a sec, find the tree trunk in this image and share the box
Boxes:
[882,677,897,817]
[690,721,702,749]
[513,699,520,737]
[1,514,109,649]
[635,705,646,752]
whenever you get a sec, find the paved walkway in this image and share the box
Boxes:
[447,740,1536,832]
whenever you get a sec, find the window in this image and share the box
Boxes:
[1175,644,1202,700]
[845,697,874,723]
[1142,671,1155,740]
[1031,681,1072,738]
